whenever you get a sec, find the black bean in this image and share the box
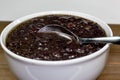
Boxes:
[6,14,106,61]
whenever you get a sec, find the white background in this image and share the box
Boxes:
[0,0,120,24]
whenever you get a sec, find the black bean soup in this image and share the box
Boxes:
[6,14,106,61]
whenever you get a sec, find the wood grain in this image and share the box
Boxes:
[0,22,120,80]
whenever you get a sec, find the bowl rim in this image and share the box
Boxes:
[0,11,113,66]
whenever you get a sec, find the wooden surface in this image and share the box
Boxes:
[0,22,120,80]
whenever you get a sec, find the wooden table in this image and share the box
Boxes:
[0,22,120,80]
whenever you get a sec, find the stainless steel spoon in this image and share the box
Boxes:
[38,24,120,44]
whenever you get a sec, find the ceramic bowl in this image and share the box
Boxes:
[0,11,113,80]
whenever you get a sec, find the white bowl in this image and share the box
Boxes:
[0,11,113,80]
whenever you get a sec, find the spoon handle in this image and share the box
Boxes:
[79,36,120,44]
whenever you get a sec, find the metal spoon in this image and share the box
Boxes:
[38,24,120,44]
